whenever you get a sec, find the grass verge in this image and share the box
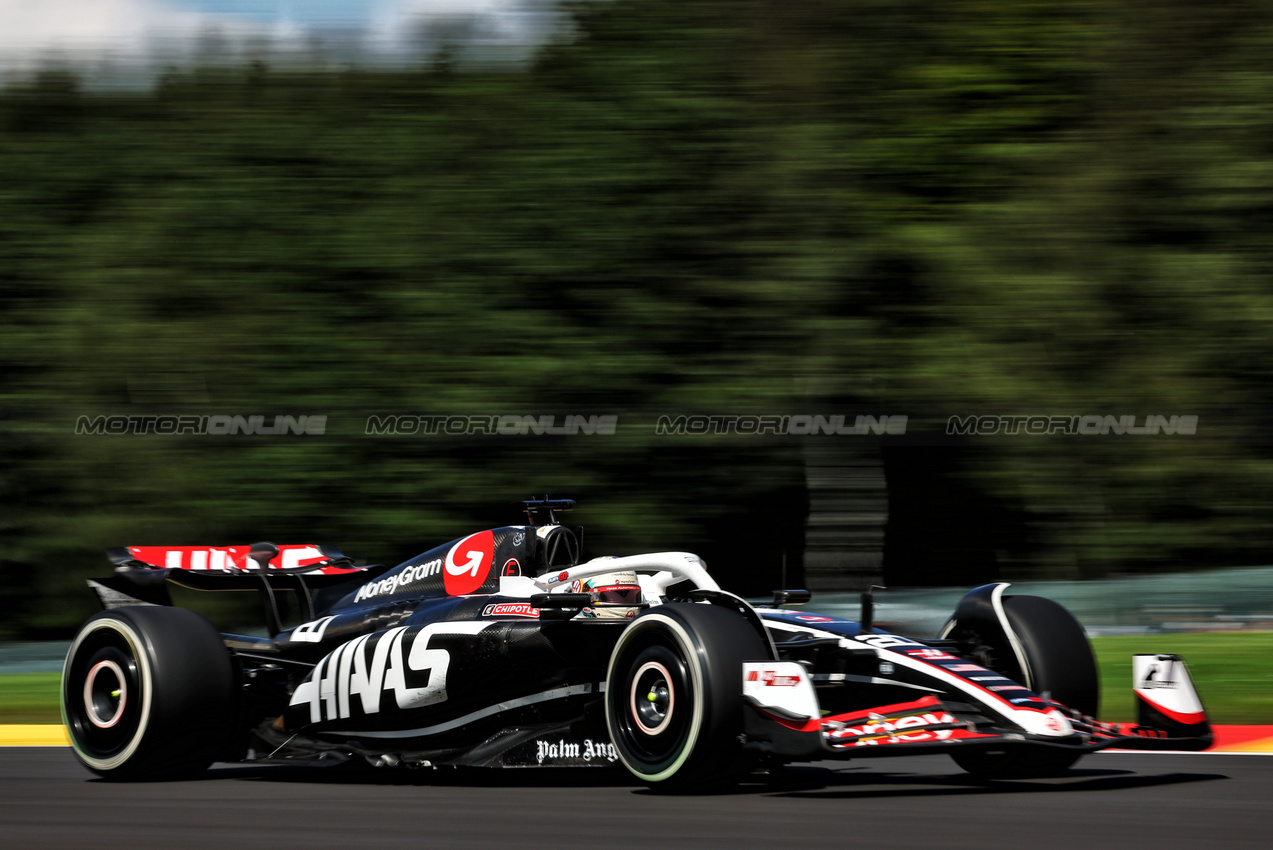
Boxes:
[1095,632,1273,724]
[2,632,1270,726]
[0,674,62,725]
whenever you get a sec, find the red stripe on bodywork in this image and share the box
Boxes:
[821,695,942,725]
[1138,694,1206,725]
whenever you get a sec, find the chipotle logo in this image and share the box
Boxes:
[482,602,540,619]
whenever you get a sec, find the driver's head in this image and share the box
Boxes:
[577,571,643,619]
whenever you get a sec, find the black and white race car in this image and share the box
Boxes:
[63,499,1211,789]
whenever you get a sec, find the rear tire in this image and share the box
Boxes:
[950,595,1097,779]
[605,603,769,792]
[62,607,237,780]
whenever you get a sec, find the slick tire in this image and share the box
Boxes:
[1000,595,1100,718]
[62,607,237,780]
[951,595,1098,779]
[605,602,768,792]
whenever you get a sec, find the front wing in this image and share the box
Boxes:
[741,655,1212,761]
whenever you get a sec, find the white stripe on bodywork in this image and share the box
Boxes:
[763,621,825,640]
[869,645,1071,737]
[328,683,595,739]
[989,583,1034,693]
[811,673,940,692]
[937,583,1034,693]
[761,617,1071,737]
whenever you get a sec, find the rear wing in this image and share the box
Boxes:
[106,543,359,574]
[90,543,390,635]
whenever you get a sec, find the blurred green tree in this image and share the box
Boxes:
[4,0,1273,636]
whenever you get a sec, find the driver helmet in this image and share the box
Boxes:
[577,571,643,619]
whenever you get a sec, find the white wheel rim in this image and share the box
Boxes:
[604,613,705,783]
[63,619,153,771]
[630,660,675,736]
[83,659,127,729]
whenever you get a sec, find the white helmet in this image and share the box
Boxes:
[577,571,643,620]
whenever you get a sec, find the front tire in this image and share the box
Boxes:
[62,607,237,780]
[1000,595,1099,717]
[950,594,1097,779]
[605,603,769,792]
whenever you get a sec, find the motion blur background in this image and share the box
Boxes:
[5,0,1273,638]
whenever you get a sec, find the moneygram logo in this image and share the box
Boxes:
[353,559,443,603]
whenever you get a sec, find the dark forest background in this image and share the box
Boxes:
[6,0,1273,637]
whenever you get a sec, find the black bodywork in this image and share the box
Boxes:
[71,499,1212,781]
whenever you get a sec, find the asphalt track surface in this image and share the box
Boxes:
[2,750,1269,850]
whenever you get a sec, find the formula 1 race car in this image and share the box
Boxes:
[62,499,1212,790]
